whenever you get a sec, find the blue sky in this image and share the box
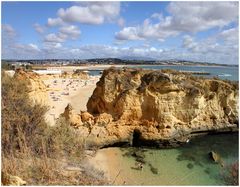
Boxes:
[1,1,239,64]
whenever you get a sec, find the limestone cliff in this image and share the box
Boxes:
[62,68,239,147]
[61,71,89,80]
[14,69,49,106]
[72,71,89,80]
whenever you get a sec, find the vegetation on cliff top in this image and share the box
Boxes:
[1,71,106,185]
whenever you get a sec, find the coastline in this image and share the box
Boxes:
[34,64,238,72]
[87,148,126,185]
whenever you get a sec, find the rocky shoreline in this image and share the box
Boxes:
[59,67,238,148]
[12,68,238,148]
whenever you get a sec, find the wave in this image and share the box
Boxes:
[218,74,232,77]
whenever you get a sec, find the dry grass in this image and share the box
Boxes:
[2,155,106,185]
[1,71,107,185]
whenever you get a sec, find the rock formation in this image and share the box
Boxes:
[61,71,89,80]
[61,68,239,148]
[14,69,49,106]
[72,71,89,80]
[209,151,224,167]
[60,104,82,127]
[1,172,27,186]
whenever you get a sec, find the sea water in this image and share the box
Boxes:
[100,133,238,185]
[89,65,238,81]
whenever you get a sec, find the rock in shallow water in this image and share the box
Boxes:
[187,163,194,169]
[148,163,159,175]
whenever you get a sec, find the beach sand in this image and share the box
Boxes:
[43,75,100,126]
[88,148,127,185]
[39,64,126,72]
[69,83,95,111]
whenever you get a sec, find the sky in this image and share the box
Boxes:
[1,1,239,64]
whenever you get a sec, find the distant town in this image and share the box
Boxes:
[2,58,238,68]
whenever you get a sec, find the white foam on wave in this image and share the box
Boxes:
[218,74,232,77]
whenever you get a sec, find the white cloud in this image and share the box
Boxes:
[59,25,81,39]
[44,33,67,43]
[33,23,45,34]
[117,17,125,27]
[28,43,40,51]
[2,24,16,37]
[115,27,143,40]
[44,24,81,44]
[47,18,65,27]
[219,27,239,43]
[57,2,120,25]
[2,24,18,58]
[115,16,178,41]
[67,44,165,59]
[182,35,198,51]
[54,43,62,48]
[167,2,238,32]
[6,43,42,59]
[181,30,238,64]
[151,13,163,20]
[115,2,238,41]
[43,42,62,50]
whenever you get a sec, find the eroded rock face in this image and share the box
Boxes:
[63,68,239,148]
[61,71,89,80]
[14,69,49,106]
[61,104,82,127]
[72,71,89,80]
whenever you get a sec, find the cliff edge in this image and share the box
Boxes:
[63,68,239,147]
[14,69,49,106]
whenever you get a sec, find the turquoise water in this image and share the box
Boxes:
[130,65,239,81]
[89,65,239,81]
[103,133,238,185]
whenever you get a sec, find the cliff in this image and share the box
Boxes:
[62,68,239,147]
[61,71,89,80]
[14,69,50,106]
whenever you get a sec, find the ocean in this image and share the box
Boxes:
[89,65,239,81]
[97,133,238,185]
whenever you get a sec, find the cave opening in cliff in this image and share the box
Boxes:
[132,129,142,147]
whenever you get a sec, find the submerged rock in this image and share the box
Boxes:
[204,168,211,174]
[209,151,224,167]
[148,163,159,175]
[187,163,194,169]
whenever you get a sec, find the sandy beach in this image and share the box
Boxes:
[87,148,126,185]
[42,75,100,126]
[37,64,126,72]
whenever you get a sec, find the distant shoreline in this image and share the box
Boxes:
[32,64,238,72]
